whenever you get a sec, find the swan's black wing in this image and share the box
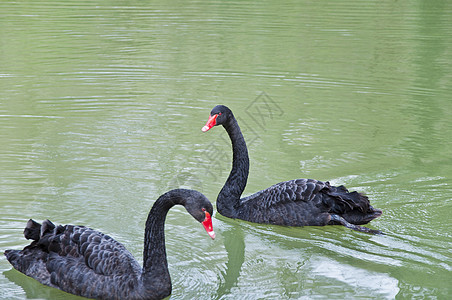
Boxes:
[237,179,378,226]
[47,223,141,276]
[249,179,327,208]
[5,220,142,298]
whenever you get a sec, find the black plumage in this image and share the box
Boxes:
[5,189,215,300]
[202,105,382,234]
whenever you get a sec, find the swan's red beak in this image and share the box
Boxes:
[202,211,215,239]
[202,114,218,132]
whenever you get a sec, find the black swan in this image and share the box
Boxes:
[202,105,382,234]
[4,189,215,300]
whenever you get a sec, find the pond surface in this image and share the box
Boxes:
[1,1,451,299]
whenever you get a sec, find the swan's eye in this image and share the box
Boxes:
[202,208,206,212]
[218,113,222,116]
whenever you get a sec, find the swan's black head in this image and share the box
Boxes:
[202,105,233,132]
[176,189,215,239]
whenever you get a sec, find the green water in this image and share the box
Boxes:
[1,1,451,299]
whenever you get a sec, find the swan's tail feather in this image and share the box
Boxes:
[6,220,58,279]
[327,185,370,212]
[24,219,42,241]
[23,219,61,249]
[326,184,382,225]
[41,219,56,237]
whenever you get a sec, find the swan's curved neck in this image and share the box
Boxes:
[217,116,249,217]
[142,194,179,284]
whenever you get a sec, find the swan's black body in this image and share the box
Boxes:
[202,105,382,234]
[4,189,215,300]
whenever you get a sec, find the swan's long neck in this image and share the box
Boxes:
[142,194,178,287]
[217,116,249,218]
